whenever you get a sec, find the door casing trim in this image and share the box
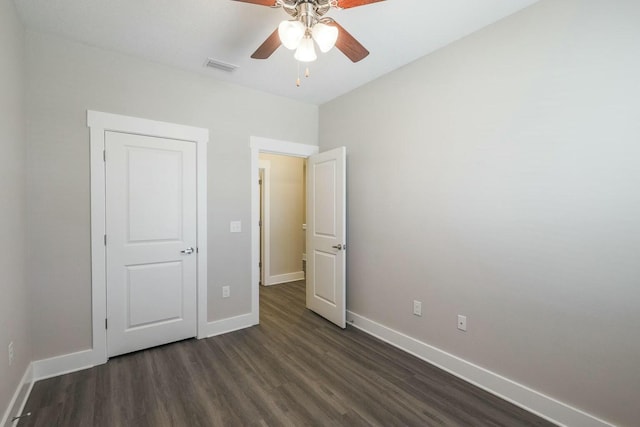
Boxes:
[88,110,209,365]
[249,137,318,324]
[259,159,271,286]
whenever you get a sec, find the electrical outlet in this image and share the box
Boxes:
[413,300,422,316]
[222,286,230,298]
[457,315,467,332]
[230,221,242,233]
[8,341,14,366]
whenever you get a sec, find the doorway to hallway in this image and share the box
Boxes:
[250,137,347,329]
[259,153,307,289]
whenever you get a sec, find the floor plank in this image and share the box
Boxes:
[20,281,556,426]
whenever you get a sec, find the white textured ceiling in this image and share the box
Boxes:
[14,0,538,104]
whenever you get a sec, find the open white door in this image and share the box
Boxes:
[306,147,346,328]
[105,131,197,357]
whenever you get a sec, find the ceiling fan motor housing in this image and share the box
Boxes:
[284,0,331,23]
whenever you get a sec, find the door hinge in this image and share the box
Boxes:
[259,262,262,268]
[105,318,108,329]
[259,179,262,185]
[104,234,107,246]
[259,220,262,227]
[196,247,199,253]
[103,150,106,162]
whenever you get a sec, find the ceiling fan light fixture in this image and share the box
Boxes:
[278,20,305,50]
[294,36,317,62]
[312,22,338,53]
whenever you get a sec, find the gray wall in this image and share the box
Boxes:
[0,0,30,418]
[260,153,305,278]
[319,1,639,426]
[25,31,318,361]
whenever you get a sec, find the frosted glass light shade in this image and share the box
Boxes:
[294,37,317,62]
[278,20,305,50]
[312,22,339,53]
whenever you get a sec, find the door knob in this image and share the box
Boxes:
[181,247,195,255]
[332,244,343,250]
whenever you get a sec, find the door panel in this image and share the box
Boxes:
[127,148,184,242]
[313,160,337,237]
[106,131,197,357]
[306,147,346,328]
[313,251,337,304]
[126,262,183,328]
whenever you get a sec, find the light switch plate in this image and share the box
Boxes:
[413,300,422,316]
[230,221,242,233]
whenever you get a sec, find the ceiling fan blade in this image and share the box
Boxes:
[251,28,282,59]
[336,0,385,9]
[232,0,278,6]
[331,21,369,63]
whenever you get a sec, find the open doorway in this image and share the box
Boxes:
[250,138,318,324]
[250,137,346,329]
[259,154,306,289]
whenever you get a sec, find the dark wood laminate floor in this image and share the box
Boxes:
[20,281,555,427]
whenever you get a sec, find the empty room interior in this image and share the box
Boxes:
[1,0,638,426]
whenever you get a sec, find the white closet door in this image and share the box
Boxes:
[105,131,197,357]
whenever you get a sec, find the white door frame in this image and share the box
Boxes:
[250,137,318,324]
[259,160,271,286]
[88,110,209,366]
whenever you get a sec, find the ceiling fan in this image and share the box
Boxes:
[233,0,385,63]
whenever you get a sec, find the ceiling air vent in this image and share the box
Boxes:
[204,58,239,72]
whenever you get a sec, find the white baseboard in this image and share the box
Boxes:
[31,349,95,382]
[204,313,256,338]
[266,271,305,286]
[11,312,256,386]
[346,311,613,427]
[1,363,33,427]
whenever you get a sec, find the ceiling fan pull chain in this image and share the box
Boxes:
[296,62,301,87]
[305,66,310,78]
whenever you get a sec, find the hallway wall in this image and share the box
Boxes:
[260,153,305,284]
